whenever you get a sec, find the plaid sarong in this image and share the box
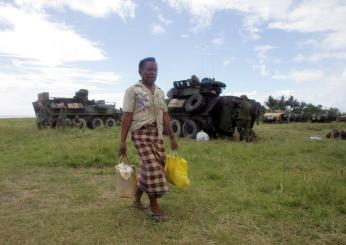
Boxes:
[131,124,168,198]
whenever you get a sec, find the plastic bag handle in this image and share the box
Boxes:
[117,154,130,164]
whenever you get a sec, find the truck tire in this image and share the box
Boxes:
[105,118,116,128]
[171,119,182,137]
[91,117,103,129]
[182,119,199,138]
[184,94,205,112]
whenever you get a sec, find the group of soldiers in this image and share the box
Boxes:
[326,129,346,140]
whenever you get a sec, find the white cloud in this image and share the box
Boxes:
[289,69,324,82]
[165,0,292,33]
[152,5,172,25]
[294,74,346,111]
[295,52,346,62]
[14,0,136,19]
[151,23,166,34]
[222,57,235,67]
[272,71,287,80]
[150,5,172,35]
[254,45,274,59]
[296,38,319,49]
[272,68,325,82]
[268,0,346,51]
[255,64,269,76]
[180,34,189,38]
[165,0,346,63]
[211,37,224,45]
[294,53,305,62]
[0,4,105,65]
[0,2,130,116]
[253,44,274,76]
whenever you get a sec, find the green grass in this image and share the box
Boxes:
[0,119,345,244]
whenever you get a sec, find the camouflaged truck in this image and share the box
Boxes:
[166,77,261,138]
[32,89,122,129]
[262,110,289,123]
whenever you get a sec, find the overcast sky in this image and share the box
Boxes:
[0,0,345,116]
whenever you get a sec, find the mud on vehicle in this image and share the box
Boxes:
[32,89,122,129]
[166,77,261,138]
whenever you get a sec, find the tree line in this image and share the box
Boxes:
[263,95,341,117]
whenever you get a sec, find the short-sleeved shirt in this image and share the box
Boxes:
[123,81,168,139]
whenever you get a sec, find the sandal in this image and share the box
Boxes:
[145,208,167,222]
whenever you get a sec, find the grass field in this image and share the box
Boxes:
[0,119,345,245]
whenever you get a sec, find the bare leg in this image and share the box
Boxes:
[148,195,166,218]
[132,189,145,209]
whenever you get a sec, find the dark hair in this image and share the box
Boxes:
[139,57,156,71]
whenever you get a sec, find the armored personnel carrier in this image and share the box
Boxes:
[311,113,334,123]
[289,113,309,122]
[166,76,261,138]
[262,110,288,123]
[32,89,122,129]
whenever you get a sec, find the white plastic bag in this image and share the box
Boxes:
[114,156,137,198]
[196,130,209,141]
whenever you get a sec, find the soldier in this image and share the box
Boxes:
[236,94,252,141]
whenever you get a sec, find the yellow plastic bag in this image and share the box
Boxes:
[114,155,137,198]
[165,153,190,188]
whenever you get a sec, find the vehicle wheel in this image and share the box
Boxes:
[184,94,205,112]
[74,118,87,129]
[91,117,103,129]
[170,119,182,137]
[64,118,73,127]
[105,118,116,128]
[182,119,199,138]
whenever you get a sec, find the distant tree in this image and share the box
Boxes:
[326,107,340,117]
[278,96,286,110]
[304,103,323,117]
[264,95,341,116]
[286,95,300,112]
[264,96,278,110]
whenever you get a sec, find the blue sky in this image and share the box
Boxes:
[0,0,345,116]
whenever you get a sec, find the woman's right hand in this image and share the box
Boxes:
[119,142,127,157]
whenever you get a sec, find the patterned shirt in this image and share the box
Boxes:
[123,81,168,139]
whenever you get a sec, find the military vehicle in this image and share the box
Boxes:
[166,76,261,138]
[289,113,304,122]
[262,110,288,123]
[311,113,334,123]
[287,113,310,122]
[337,114,346,122]
[32,89,122,129]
